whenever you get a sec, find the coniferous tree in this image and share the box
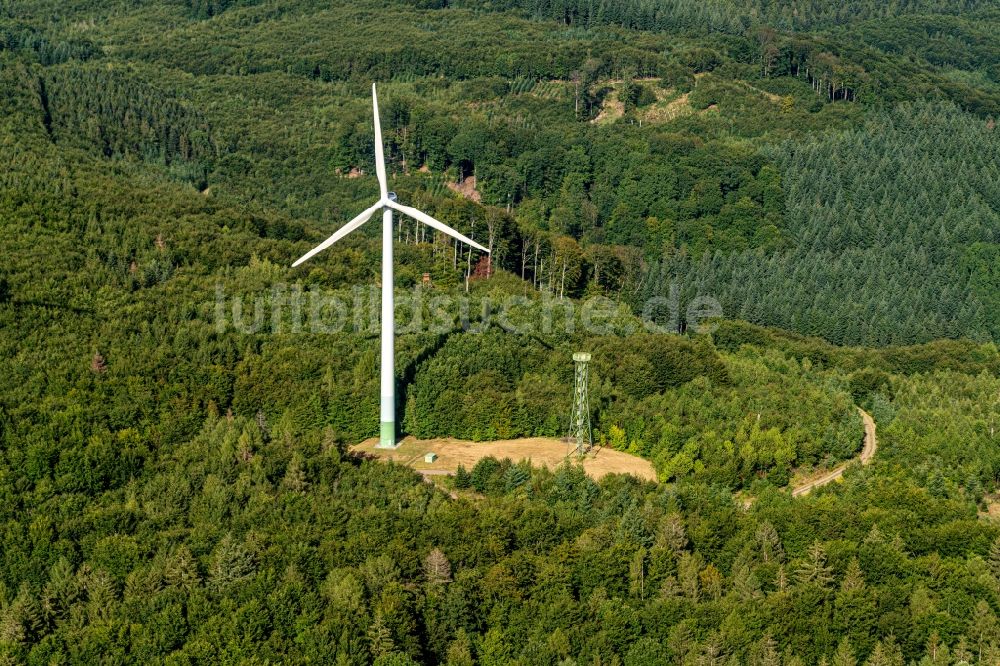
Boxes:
[453,464,471,489]
[840,558,865,593]
[423,548,452,585]
[831,638,857,666]
[164,546,201,591]
[367,614,396,660]
[282,452,309,493]
[209,534,256,590]
[796,542,834,588]
[988,536,1000,580]
[445,629,475,666]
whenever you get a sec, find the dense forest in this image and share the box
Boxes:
[2,0,1000,662]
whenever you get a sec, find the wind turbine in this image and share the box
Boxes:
[293,83,489,449]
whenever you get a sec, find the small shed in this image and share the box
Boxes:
[424,452,438,463]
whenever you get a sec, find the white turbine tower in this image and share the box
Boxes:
[293,83,488,449]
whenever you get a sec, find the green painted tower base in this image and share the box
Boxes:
[376,421,397,449]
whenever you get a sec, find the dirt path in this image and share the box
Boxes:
[791,407,877,497]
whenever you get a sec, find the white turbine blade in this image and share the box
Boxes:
[372,83,388,200]
[292,202,383,267]
[387,200,489,253]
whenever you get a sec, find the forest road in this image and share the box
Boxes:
[790,407,877,497]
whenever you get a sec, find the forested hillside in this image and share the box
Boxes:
[2,0,994,343]
[461,0,996,32]
[2,0,1000,662]
[659,103,1000,346]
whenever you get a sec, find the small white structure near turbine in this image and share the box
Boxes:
[292,84,489,449]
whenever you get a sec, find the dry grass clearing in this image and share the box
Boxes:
[592,89,624,124]
[637,91,694,124]
[592,75,719,127]
[980,494,1000,521]
[352,436,657,482]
